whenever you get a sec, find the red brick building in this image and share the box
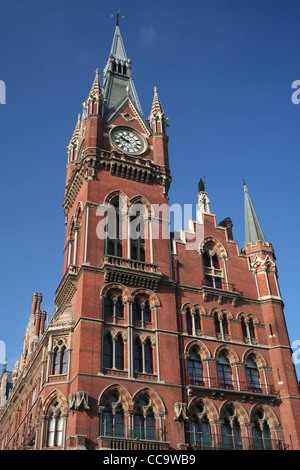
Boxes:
[0,23,299,451]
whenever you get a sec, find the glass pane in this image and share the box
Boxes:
[115,337,124,370]
[144,341,153,374]
[104,335,113,369]
[115,298,123,318]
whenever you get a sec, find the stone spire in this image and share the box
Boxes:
[87,68,102,101]
[102,24,143,120]
[244,182,266,246]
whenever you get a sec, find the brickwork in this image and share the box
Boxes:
[0,25,299,451]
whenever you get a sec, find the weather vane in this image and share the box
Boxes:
[110,9,125,26]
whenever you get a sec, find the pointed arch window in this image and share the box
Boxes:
[106,197,123,258]
[188,404,211,448]
[186,307,193,335]
[133,298,151,324]
[130,207,146,262]
[133,337,154,374]
[245,356,261,393]
[221,408,243,450]
[217,352,233,390]
[101,392,125,438]
[252,410,273,450]
[104,293,124,320]
[46,401,64,448]
[103,332,124,371]
[134,396,156,441]
[202,244,223,289]
[52,345,67,375]
[187,347,204,386]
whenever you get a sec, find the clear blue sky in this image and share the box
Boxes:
[0,0,299,379]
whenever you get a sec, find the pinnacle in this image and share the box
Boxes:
[71,114,81,141]
[87,68,102,100]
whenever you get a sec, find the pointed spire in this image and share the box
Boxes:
[71,114,81,142]
[109,25,127,61]
[149,87,168,133]
[150,87,165,118]
[244,182,266,245]
[103,24,144,120]
[87,68,102,100]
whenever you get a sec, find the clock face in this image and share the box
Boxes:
[111,128,145,155]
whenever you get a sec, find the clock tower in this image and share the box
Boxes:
[1,20,299,452]
[57,22,177,449]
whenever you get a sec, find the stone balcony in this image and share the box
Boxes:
[102,255,163,291]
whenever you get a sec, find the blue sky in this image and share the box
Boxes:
[0,0,300,379]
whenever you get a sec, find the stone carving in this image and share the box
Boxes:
[68,391,89,412]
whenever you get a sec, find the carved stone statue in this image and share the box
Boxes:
[198,177,205,193]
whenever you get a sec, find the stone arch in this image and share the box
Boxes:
[98,383,132,412]
[181,302,193,313]
[184,339,211,361]
[43,389,68,415]
[219,400,249,426]
[249,404,281,428]
[131,288,161,309]
[100,283,132,304]
[242,349,268,369]
[129,195,154,218]
[132,387,166,415]
[199,236,228,259]
[104,190,129,211]
[214,345,240,366]
[193,304,206,315]
[187,396,218,423]
[220,308,233,320]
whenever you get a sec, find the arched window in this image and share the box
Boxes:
[106,197,123,257]
[46,402,64,448]
[52,345,67,375]
[130,207,146,262]
[133,298,151,324]
[133,337,143,372]
[214,312,230,340]
[189,403,211,448]
[115,334,124,370]
[134,396,156,441]
[103,332,124,371]
[214,312,221,337]
[221,407,243,450]
[249,318,255,340]
[194,309,201,333]
[217,352,233,390]
[186,307,193,335]
[104,293,124,320]
[202,245,223,289]
[144,339,153,374]
[104,333,113,369]
[222,314,229,336]
[133,337,154,374]
[241,316,248,340]
[252,410,273,450]
[245,356,261,392]
[187,347,203,385]
[101,392,125,438]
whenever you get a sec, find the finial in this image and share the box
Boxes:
[242,174,246,185]
[110,9,125,27]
